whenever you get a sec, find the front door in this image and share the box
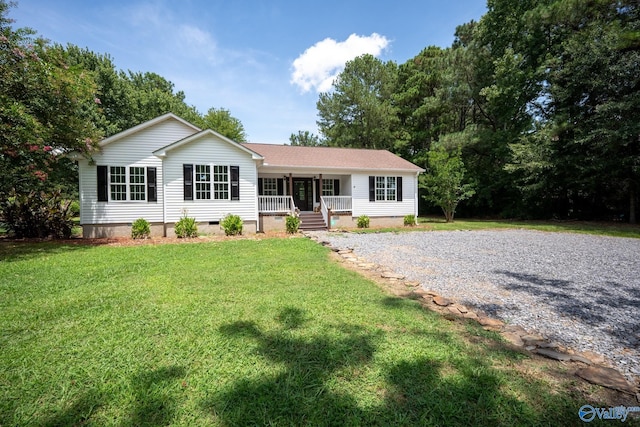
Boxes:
[292,178,313,211]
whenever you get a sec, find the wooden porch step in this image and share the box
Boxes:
[298,212,327,230]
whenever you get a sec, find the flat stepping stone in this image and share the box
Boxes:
[521,334,545,345]
[502,332,524,346]
[477,316,504,328]
[381,272,405,280]
[451,303,468,313]
[569,354,592,365]
[535,348,572,361]
[357,263,376,269]
[576,366,638,394]
[433,296,452,307]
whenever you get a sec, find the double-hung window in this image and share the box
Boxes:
[129,167,146,201]
[213,165,229,200]
[110,166,127,201]
[183,164,239,201]
[322,180,334,196]
[195,165,211,200]
[369,176,402,202]
[262,178,278,196]
[97,165,156,202]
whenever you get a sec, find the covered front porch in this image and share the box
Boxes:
[257,173,352,230]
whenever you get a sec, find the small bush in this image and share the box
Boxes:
[404,214,416,227]
[221,214,243,236]
[131,218,151,239]
[0,189,73,238]
[285,214,300,234]
[69,200,80,217]
[356,215,370,229]
[175,215,198,238]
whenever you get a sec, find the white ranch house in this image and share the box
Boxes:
[75,113,424,238]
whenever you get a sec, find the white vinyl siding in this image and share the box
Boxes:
[163,134,258,223]
[352,173,418,218]
[78,118,197,224]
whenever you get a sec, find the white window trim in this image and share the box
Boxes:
[322,179,335,196]
[191,164,231,201]
[107,165,150,202]
[262,177,278,196]
[375,176,397,202]
[129,166,146,201]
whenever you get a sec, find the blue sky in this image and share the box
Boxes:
[11,1,487,143]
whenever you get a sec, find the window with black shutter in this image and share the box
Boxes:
[183,164,193,200]
[97,166,108,202]
[230,166,240,200]
[369,176,375,202]
[147,167,157,202]
[397,176,403,202]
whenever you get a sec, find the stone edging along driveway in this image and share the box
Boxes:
[306,229,640,398]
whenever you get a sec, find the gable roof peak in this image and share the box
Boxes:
[99,113,201,147]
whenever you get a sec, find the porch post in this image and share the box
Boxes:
[288,173,293,198]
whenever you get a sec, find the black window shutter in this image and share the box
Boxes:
[277,178,284,196]
[258,178,264,196]
[397,176,403,202]
[369,176,375,202]
[147,167,157,202]
[230,166,240,200]
[183,164,193,201]
[333,179,340,196]
[315,179,320,202]
[97,166,108,202]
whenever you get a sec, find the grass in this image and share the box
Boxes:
[0,238,629,426]
[353,216,640,239]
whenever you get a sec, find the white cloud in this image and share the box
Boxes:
[290,33,390,93]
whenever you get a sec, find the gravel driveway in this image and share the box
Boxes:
[314,229,640,382]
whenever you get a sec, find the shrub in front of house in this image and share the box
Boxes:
[131,218,151,239]
[221,214,243,236]
[285,214,300,234]
[404,214,416,227]
[69,200,80,217]
[357,215,370,229]
[175,215,198,238]
[0,189,74,238]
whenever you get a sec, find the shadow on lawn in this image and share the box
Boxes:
[0,240,94,262]
[202,305,577,426]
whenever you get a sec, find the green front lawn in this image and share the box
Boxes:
[0,238,616,426]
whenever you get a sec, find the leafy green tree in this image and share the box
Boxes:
[537,0,640,222]
[289,130,325,146]
[421,141,475,222]
[0,1,101,198]
[200,107,247,142]
[317,54,400,150]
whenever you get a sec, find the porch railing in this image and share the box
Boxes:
[258,196,295,213]
[320,196,330,229]
[322,196,352,213]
